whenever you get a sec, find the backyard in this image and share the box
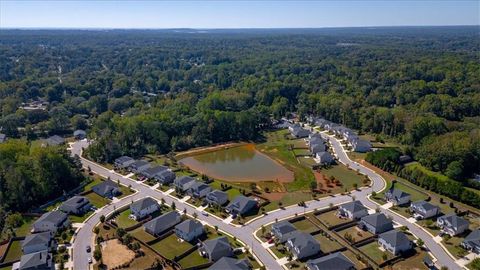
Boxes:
[358,241,394,264]
[150,234,193,260]
[2,240,22,263]
[114,209,138,228]
[312,233,343,253]
[314,210,351,228]
[292,218,318,233]
[337,226,374,244]
[177,251,209,269]
[85,192,111,209]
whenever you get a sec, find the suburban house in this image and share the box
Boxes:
[350,138,372,152]
[174,176,197,192]
[306,252,355,270]
[140,166,168,179]
[410,201,440,220]
[199,236,233,261]
[73,129,86,140]
[285,231,321,259]
[437,214,469,236]
[22,232,54,255]
[174,219,205,241]
[130,197,160,220]
[271,221,298,243]
[337,200,369,220]
[462,230,480,253]
[206,190,229,207]
[59,196,92,215]
[384,188,411,206]
[144,211,182,236]
[155,169,176,185]
[358,213,393,235]
[0,133,6,143]
[308,133,323,141]
[43,135,65,147]
[128,160,151,173]
[32,211,70,233]
[114,156,135,169]
[309,142,326,155]
[378,230,413,255]
[92,180,120,199]
[188,182,212,198]
[209,257,251,270]
[315,151,334,165]
[289,125,310,138]
[225,195,258,216]
[309,136,324,147]
[18,251,54,270]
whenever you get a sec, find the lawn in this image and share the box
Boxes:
[85,192,110,208]
[69,211,94,223]
[320,164,363,191]
[292,218,318,233]
[114,209,138,228]
[443,235,468,259]
[82,177,103,192]
[3,240,22,263]
[177,250,209,268]
[342,250,367,269]
[358,241,394,264]
[392,247,429,270]
[150,234,193,260]
[13,216,37,237]
[269,244,288,259]
[315,210,351,228]
[337,226,374,244]
[130,227,157,243]
[312,233,342,253]
[118,185,135,198]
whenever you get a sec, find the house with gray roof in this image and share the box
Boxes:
[358,213,393,235]
[315,151,334,165]
[144,211,182,236]
[174,219,204,242]
[271,221,298,243]
[209,257,251,270]
[32,211,69,233]
[206,190,229,207]
[378,230,413,255]
[310,142,326,155]
[174,176,197,192]
[43,135,65,146]
[437,214,469,236]
[290,125,310,138]
[114,156,135,169]
[73,130,86,140]
[337,201,369,220]
[462,229,480,253]
[225,195,258,216]
[188,182,212,198]
[59,196,91,215]
[285,231,321,259]
[140,166,168,179]
[154,169,176,185]
[128,160,151,173]
[309,136,324,146]
[350,139,371,153]
[385,188,411,206]
[0,133,7,143]
[410,201,440,220]
[199,236,233,261]
[306,252,355,270]
[18,251,53,270]
[22,232,54,255]
[130,197,160,220]
[92,180,120,199]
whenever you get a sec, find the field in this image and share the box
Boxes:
[3,240,22,263]
[102,239,136,269]
[319,164,364,191]
[150,234,193,260]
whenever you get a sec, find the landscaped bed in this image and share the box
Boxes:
[150,234,193,260]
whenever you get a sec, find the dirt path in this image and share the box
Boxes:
[102,239,135,269]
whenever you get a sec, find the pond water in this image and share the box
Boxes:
[179,144,294,182]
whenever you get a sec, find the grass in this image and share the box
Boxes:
[392,247,428,270]
[292,218,318,233]
[320,164,363,191]
[358,241,394,264]
[177,250,209,268]
[13,216,37,238]
[150,234,193,260]
[337,226,374,244]
[127,241,164,270]
[3,240,22,262]
[312,233,343,253]
[85,192,110,208]
[443,235,468,259]
[0,266,12,270]
[118,185,135,198]
[270,244,288,259]
[69,211,94,223]
[315,210,351,228]
[342,250,367,269]
[82,177,103,192]
[130,227,157,243]
[114,209,138,228]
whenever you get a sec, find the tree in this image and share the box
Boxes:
[416,238,424,247]
[261,225,266,235]
[93,245,102,261]
[310,181,317,191]
[100,215,105,223]
[171,201,176,210]
[193,212,198,219]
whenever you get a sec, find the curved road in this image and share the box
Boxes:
[70,132,460,270]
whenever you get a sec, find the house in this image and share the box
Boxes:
[410,201,440,220]
[358,213,393,234]
[18,251,54,270]
[206,190,229,207]
[174,176,197,192]
[114,156,135,169]
[285,231,321,259]
[128,160,151,173]
[188,182,212,198]
[225,195,258,216]
[174,219,204,241]
[199,236,233,261]
[0,133,6,143]
[92,180,120,199]
[59,196,92,215]
[309,136,324,147]
[43,135,65,146]
[310,142,326,155]
[351,139,371,153]
[378,230,413,255]
[32,211,70,233]
[144,211,182,236]
[337,200,369,220]
[462,230,480,253]
[315,151,334,165]
[140,166,168,179]
[385,188,411,206]
[209,257,251,270]
[309,133,323,140]
[130,197,160,220]
[73,130,86,140]
[437,214,469,236]
[290,125,310,138]
[306,252,355,270]
[22,232,54,255]
[154,170,176,185]
[271,221,298,243]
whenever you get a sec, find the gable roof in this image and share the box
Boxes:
[92,180,119,196]
[131,197,158,212]
[379,230,411,247]
[272,221,297,235]
[45,135,65,146]
[142,166,168,176]
[130,160,150,168]
[175,176,196,186]
[144,211,181,234]
[61,196,89,210]
[463,229,480,247]
[190,181,211,192]
[35,210,68,226]
[411,201,439,212]
[209,257,251,270]
[73,130,86,136]
[207,190,228,202]
[361,213,392,228]
[317,151,333,160]
[115,156,134,164]
[202,236,232,257]
[306,252,355,270]
[387,188,410,199]
[175,219,203,234]
[340,201,367,214]
[439,214,469,228]
[156,169,175,179]
[288,231,320,252]
[227,195,257,212]
[19,251,51,269]
[22,232,52,250]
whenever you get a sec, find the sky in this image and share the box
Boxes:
[0,1,478,29]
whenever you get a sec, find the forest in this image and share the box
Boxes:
[0,27,479,189]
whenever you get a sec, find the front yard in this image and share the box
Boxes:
[85,192,110,208]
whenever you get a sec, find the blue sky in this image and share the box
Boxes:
[1,1,478,29]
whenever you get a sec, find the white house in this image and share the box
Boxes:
[130,197,160,221]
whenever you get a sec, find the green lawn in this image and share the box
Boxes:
[313,233,342,253]
[131,227,157,243]
[118,185,135,198]
[320,164,363,191]
[269,244,288,259]
[69,211,94,223]
[292,219,318,233]
[114,209,138,228]
[13,216,37,237]
[0,266,12,270]
[84,192,110,208]
[82,177,103,192]
[443,236,468,259]
[3,240,22,262]
[177,250,209,268]
[358,241,394,264]
[150,234,193,260]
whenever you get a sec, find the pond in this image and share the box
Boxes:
[179,144,294,182]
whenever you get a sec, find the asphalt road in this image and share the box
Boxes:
[70,133,461,270]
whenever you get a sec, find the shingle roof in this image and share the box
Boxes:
[61,196,89,210]
[131,197,158,212]
[190,182,211,192]
[73,130,86,136]
[22,232,52,250]
[36,211,68,226]
[19,251,50,269]
[388,188,410,199]
[175,176,196,185]
[227,195,257,213]
[463,230,480,247]
[156,169,175,179]
[379,230,411,247]
[361,213,392,228]
[207,190,228,202]
[45,135,65,146]
[272,221,297,235]
[340,201,367,214]
[115,156,134,164]
[202,236,232,259]
[142,166,168,176]
[306,252,355,270]
[175,219,203,234]
[92,180,119,196]
[130,160,150,168]
[144,211,181,234]
[439,214,469,228]
[209,257,251,270]
[411,201,439,212]
[288,231,319,251]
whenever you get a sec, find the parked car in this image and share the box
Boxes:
[86,245,91,253]
[201,211,209,216]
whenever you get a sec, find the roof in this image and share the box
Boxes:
[115,156,134,164]
[130,160,150,168]
[156,169,175,179]
[175,176,196,185]
[142,166,167,176]
[73,130,86,136]
[202,236,232,257]
[36,211,68,226]
[272,221,297,235]
[209,257,251,270]
[61,196,89,210]
[131,197,158,212]
[463,230,480,246]
[361,213,392,228]
[144,211,181,234]
[379,230,411,247]
[92,180,119,196]
[207,190,228,201]
[306,252,355,270]
[288,231,320,251]
[22,232,52,250]
[227,195,257,212]
[439,214,469,228]
[45,135,65,146]
[19,251,50,269]
[387,188,410,199]
[411,201,439,212]
[175,219,203,234]
[0,133,6,143]
[190,181,211,192]
[310,143,326,153]
[340,201,367,214]
[317,151,333,159]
